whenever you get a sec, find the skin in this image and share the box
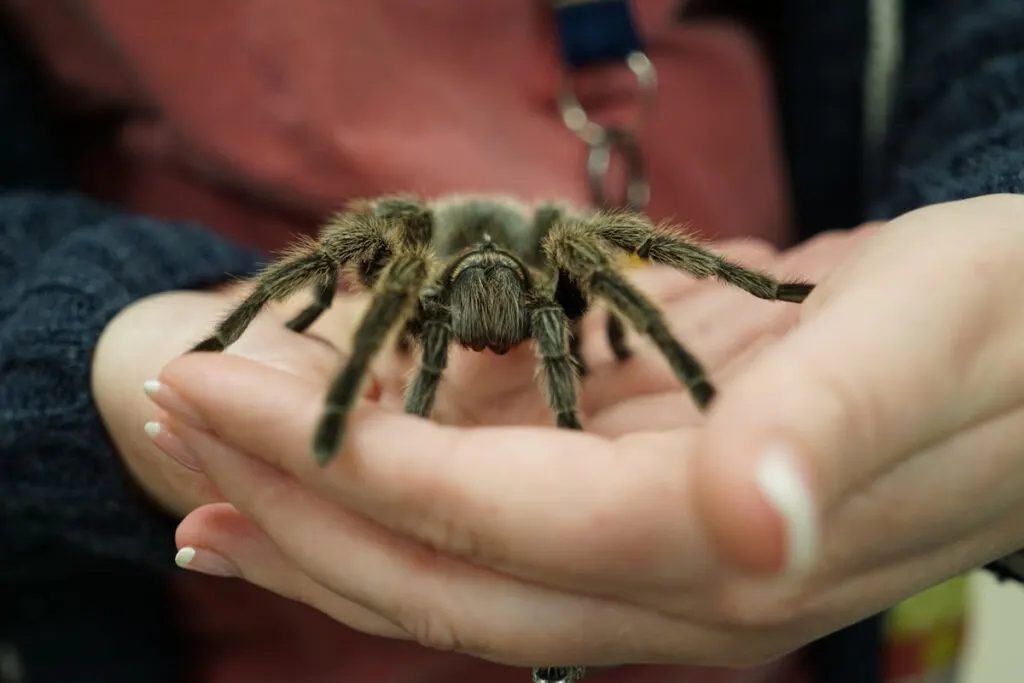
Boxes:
[97,222,871,663]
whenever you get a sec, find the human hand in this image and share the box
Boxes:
[153,194,1024,670]
[92,281,371,516]
[142,227,872,666]
[110,235,796,517]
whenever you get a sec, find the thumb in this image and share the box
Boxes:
[690,239,1005,577]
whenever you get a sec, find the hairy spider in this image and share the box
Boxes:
[189,193,814,465]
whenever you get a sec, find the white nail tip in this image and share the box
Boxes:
[143,380,161,397]
[175,547,196,569]
[754,446,819,575]
[143,421,161,438]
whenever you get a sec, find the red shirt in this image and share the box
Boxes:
[4,1,806,681]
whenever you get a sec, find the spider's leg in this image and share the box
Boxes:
[285,279,336,333]
[579,213,814,302]
[395,325,415,355]
[529,296,582,429]
[404,291,453,418]
[568,315,588,377]
[543,228,714,410]
[314,248,431,465]
[606,312,632,361]
[191,237,339,352]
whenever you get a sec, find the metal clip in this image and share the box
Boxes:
[587,125,649,210]
[557,50,658,212]
[558,51,658,147]
[532,666,588,683]
[531,11,660,683]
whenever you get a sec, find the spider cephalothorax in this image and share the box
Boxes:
[190,193,814,464]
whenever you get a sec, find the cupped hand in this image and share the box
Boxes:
[415,232,860,437]
[142,228,869,666]
[93,279,369,516]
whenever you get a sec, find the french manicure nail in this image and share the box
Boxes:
[144,420,202,471]
[175,546,239,577]
[754,444,819,576]
[143,379,206,428]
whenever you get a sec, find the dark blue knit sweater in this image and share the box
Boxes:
[2,1,1023,682]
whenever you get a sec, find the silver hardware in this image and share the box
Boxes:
[558,50,658,212]
[532,666,588,683]
[557,51,658,147]
[532,23,659,683]
[587,126,649,210]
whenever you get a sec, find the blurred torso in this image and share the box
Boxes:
[3,1,803,681]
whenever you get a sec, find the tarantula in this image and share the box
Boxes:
[189,194,813,465]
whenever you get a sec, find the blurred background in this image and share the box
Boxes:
[962,572,1024,682]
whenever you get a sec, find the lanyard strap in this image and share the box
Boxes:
[551,0,658,211]
[530,7,656,683]
[552,0,644,67]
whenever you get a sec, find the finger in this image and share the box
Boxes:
[169,421,734,666]
[729,493,1024,638]
[587,332,784,436]
[691,202,1024,577]
[773,225,878,282]
[820,402,1024,576]
[579,242,796,413]
[159,354,717,595]
[207,286,409,404]
[714,409,1024,634]
[663,230,860,363]
[580,239,781,350]
[175,502,409,640]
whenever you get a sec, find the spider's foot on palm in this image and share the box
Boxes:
[556,411,583,430]
[313,409,347,466]
[689,378,716,409]
[776,282,815,302]
[191,336,226,353]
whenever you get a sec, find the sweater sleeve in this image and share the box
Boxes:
[870,0,1024,218]
[0,192,265,580]
[0,19,267,579]
[869,0,1024,582]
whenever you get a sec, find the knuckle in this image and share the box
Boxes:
[399,438,511,567]
[244,474,299,526]
[279,576,322,610]
[420,512,507,567]
[707,581,809,631]
[812,359,888,465]
[392,603,465,653]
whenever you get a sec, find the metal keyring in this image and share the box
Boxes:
[532,666,587,683]
[534,26,659,683]
[557,50,658,147]
[587,126,650,210]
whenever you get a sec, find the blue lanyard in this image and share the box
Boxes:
[529,8,654,683]
[552,0,645,69]
[549,0,657,211]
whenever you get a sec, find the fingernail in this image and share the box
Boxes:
[144,380,207,429]
[175,546,239,577]
[754,444,819,576]
[144,421,202,471]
